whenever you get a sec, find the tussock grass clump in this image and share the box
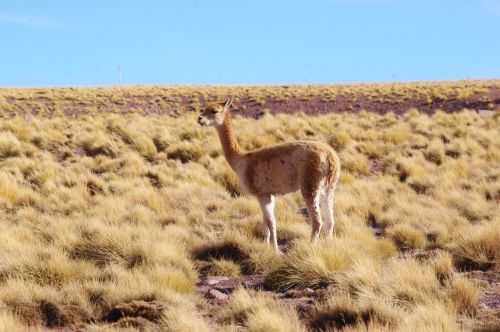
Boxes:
[193,241,250,263]
[107,120,157,159]
[9,299,90,328]
[430,252,455,284]
[220,289,305,332]
[202,259,242,277]
[386,223,426,250]
[400,302,461,331]
[309,295,399,331]
[193,240,254,275]
[328,130,352,151]
[0,311,34,332]
[162,305,213,332]
[0,132,22,158]
[381,123,411,145]
[424,140,445,165]
[448,277,479,315]
[0,172,38,207]
[214,168,241,197]
[69,237,147,269]
[341,152,370,175]
[152,132,171,151]
[450,220,500,271]
[80,132,118,157]
[166,142,203,163]
[264,232,395,292]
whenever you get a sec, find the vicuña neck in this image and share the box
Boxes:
[216,112,243,168]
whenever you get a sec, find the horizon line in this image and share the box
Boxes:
[1,78,500,90]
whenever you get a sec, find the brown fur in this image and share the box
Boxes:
[199,102,341,253]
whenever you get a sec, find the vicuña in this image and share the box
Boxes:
[198,99,341,254]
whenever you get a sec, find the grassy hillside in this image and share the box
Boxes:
[1,80,499,118]
[0,81,499,331]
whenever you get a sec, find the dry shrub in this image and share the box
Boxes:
[356,142,389,160]
[166,142,203,163]
[108,121,157,159]
[400,302,460,331]
[430,252,455,284]
[14,301,80,328]
[193,241,254,275]
[152,132,171,151]
[386,224,426,250]
[450,220,500,271]
[448,277,479,315]
[221,289,305,332]
[264,233,392,292]
[341,152,370,175]
[0,172,38,207]
[162,305,212,332]
[0,132,22,158]
[424,141,445,165]
[80,132,117,157]
[203,259,242,277]
[380,258,441,306]
[328,130,352,151]
[382,124,410,145]
[103,300,164,324]
[263,240,352,291]
[1,117,35,142]
[0,311,33,332]
[68,236,147,269]
[214,168,241,197]
[309,296,398,332]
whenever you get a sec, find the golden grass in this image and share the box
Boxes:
[0,80,498,118]
[0,87,498,330]
[221,288,306,332]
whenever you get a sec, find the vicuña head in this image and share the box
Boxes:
[197,98,233,127]
[199,98,341,255]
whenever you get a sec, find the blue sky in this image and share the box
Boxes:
[1,1,499,86]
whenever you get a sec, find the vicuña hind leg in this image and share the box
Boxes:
[304,191,322,242]
[320,186,336,239]
[302,174,323,243]
[258,195,281,254]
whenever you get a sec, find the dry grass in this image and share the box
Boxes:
[0,84,499,330]
[220,289,306,332]
[0,80,498,118]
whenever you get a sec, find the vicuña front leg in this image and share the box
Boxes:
[258,195,281,254]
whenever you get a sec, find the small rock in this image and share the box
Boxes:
[205,276,230,286]
[243,275,265,289]
[197,285,211,294]
[214,278,241,291]
[304,288,315,296]
[282,288,315,299]
[296,302,315,319]
[206,289,229,303]
[281,289,300,299]
[478,110,495,117]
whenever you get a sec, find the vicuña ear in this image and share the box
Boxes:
[224,97,234,110]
